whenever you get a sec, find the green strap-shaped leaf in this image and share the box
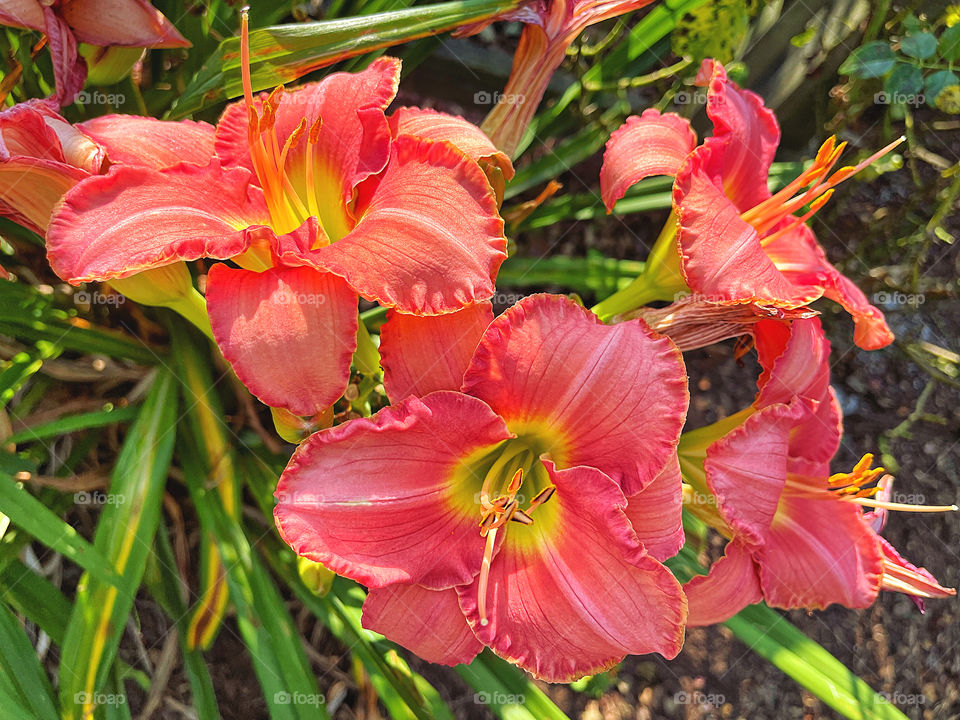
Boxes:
[0,602,59,720]
[0,478,123,588]
[169,0,522,118]
[58,369,178,720]
[6,405,140,445]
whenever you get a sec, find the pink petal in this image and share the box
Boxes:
[0,99,102,171]
[757,491,882,610]
[705,402,803,545]
[379,301,494,402]
[764,224,892,350]
[388,106,514,181]
[0,1,45,31]
[876,535,955,609]
[684,540,762,626]
[600,109,696,211]
[206,264,358,417]
[0,157,87,233]
[79,115,215,168]
[274,391,512,590]
[362,584,482,665]
[623,454,684,561]
[310,135,506,314]
[675,144,821,308]
[46,160,271,282]
[60,0,188,47]
[215,57,400,208]
[42,6,86,106]
[462,294,688,496]
[457,462,686,682]
[697,59,779,212]
[754,316,831,408]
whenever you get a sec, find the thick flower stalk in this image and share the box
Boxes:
[0,0,188,105]
[45,12,510,420]
[275,294,690,681]
[596,59,897,351]
[676,317,955,624]
[466,0,656,157]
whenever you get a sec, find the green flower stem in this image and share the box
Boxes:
[591,211,688,321]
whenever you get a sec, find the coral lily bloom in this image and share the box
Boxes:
[0,0,188,105]
[45,13,508,418]
[598,59,895,351]
[275,294,689,681]
[676,318,954,624]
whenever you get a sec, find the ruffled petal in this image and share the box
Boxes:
[696,59,779,212]
[876,535,955,609]
[362,584,482,665]
[0,99,101,170]
[79,115,215,168]
[0,157,87,233]
[462,294,688,496]
[705,402,803,546]
[46,160,271,282]
[60,0,189,47]
[379,301,494,402]
[274,391,512,589]
[457,462,686,682]
[675,144,821,307]
[683,540,762,626]
[389,106,514,181]
[757,491,882,610]
[206,264,358,416]
[309,135,506,314]
[215,57,399,215]
[600,109,696,211]
[623,454,684,562]
[764,224,893,350]
[0,1,45,31]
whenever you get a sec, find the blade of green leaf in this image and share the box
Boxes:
[6,405,139,445]
[169,0,523,118]
[0,557,71,645]
[58,369,178,720]
[0,477,123,588]
[0,602,59,720]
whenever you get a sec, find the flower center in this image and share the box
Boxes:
[739,136,903,247]
[462,435,558,627]
[239,11,348,240]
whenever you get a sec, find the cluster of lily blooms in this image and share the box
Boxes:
[0,3,954,684]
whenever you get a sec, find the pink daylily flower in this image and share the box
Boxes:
[45,16,509,418]
[600,59,896,350]
[275,294,689,681]
[679,318,955,624]
[0,0,188,105]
